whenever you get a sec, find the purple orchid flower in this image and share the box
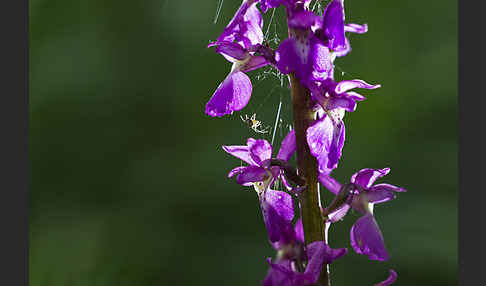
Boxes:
[206,0,269,117]
[275,9,333,86]
[314,0,368,57]
[206,41,269,117]
[306,78,380,175]
[223,132,297,242]
[263,215,347,286]
[223,131,296,187]
[319,168,406,261]
[263,240,347,286]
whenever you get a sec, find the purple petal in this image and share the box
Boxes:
[260,189,295,242]
[327,204,350,223]
[270,216,301,249]
[364,188,397,204]
[304,241,347,282]
[307,115,344,175]
[276,36,332,84]
[210,41,248,61]
[271,224,298,250]
[344,23,368,34]
[275,38,300,75]
[370,183,407,193]
[335,79,381,94]
[222,144,256,165]
[264,189,295,222]
[262,258,292,286]
[240,55,269,73]
[333,37,351,57]
[205,71,252,117]
[288,10,320,29]
[294,218,304,243]
[236,165,268,185]
[309,35,333,81]
[240,2,264,47]
[350,168,391,189]
[326,96,357,112]
[307,115,332,174]
[248,138,273,165]
[277,130,296,161]
[260,0,282,13]
[366,184,406,204]
[328,119,345,171]
[321,0,346,51]
[350,213,389,261]
[375,269,398,286]
[217,1,263,49]
[318,174,341,194]
[343,91,366,101]
[263,258,314,286]
[227,166,247,178]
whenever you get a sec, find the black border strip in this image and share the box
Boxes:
[458,0,482,285]
[0,0,29,285]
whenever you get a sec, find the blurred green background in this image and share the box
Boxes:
[29,0,457,285]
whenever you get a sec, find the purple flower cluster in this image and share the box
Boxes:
[205,1,405,285]
[223,133,348,285]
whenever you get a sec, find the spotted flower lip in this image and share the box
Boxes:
[306,112,345,176]
[259,187,295,243]
[318,168,405,261]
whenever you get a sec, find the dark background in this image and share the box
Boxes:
[30,0,457,285]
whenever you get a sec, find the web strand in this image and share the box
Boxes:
[264,8,277,40]
[271,98,282,146]
[213,0,224,24]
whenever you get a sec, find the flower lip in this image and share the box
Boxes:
[205,70,253,117]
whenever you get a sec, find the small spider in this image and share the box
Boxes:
[240,113,270,134]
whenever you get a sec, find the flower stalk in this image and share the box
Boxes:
[289,73,329,286]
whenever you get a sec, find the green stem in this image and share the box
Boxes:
[289,74,329,286]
